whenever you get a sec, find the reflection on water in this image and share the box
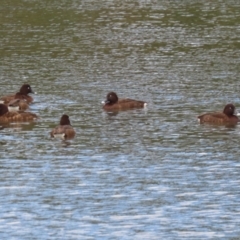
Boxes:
[1,0,240,239]
[0,121,37,131]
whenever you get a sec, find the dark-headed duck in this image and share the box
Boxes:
[0,84,35,104]
[50,114,76,140]
[102,92,147,111]
[0,104,38,122]
[198,103,239,125]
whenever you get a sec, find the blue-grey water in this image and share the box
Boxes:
[1,1,240,239]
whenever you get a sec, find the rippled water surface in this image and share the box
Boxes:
[1,1,240,239]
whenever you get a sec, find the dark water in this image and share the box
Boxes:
[1,1,240,239]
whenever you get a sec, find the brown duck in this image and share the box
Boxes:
[0,104,38,122]
[102,92,147,111]
[198,103,239,125]
[0,84,35,104]
[50,114,76,140]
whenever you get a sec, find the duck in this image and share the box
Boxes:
[102,92,147,111]
[0,84,35,104]
[198,103,239,125]
[7,99,29,112]
[0,104,38,122]
[50,114,76,140]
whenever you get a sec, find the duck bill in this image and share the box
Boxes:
[101,100,110,105]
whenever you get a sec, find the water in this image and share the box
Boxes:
[1,1,240,239]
